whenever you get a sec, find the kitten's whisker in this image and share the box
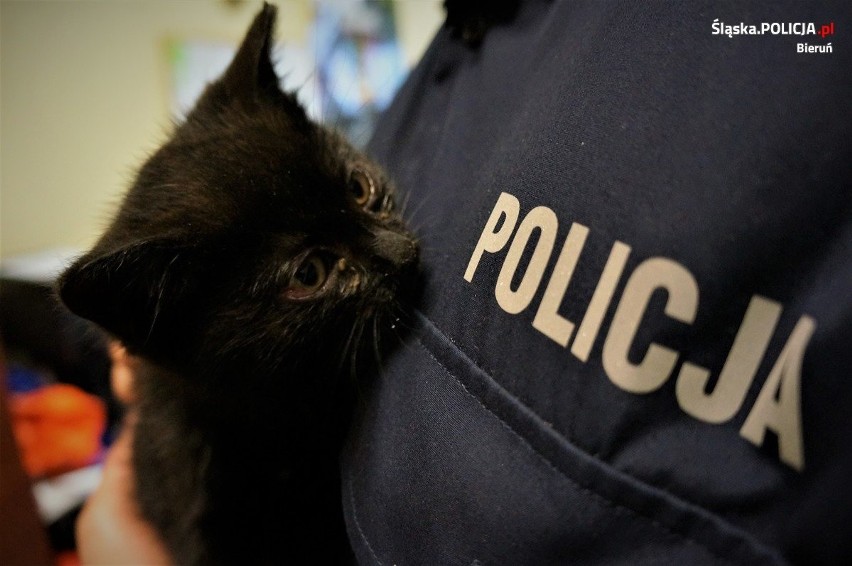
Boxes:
[348,318,367,384]
[407,216,438,238]
[146,253,180,344]
[397,189,413,218]
[403,192,435,228]
[392,324,423,358]
[412,242,437,259]
[370,313,384,378]
[337,318,360,376]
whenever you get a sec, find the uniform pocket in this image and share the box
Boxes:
[342,313,786,565]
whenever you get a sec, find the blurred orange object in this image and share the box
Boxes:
[55,549,81,566]
[9,383,106,478]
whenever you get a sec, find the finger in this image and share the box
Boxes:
[108,342,137,404]
[76,414,172,565]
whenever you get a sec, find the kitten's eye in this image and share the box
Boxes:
[286,255,328,298]
[349,168,375,208]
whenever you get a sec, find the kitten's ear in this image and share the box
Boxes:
[218,3,281,103]
[57,240,199,361]
[190,3,306,119]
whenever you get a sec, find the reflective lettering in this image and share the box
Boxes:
[740,316,815,471]
[464,192,521,282]
[571,241,631,361]
[532,222,589,346]
[677,296,781,423]
[495,206,558,314]
[603,258,699,394]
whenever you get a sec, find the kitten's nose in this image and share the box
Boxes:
[371,228,418,269]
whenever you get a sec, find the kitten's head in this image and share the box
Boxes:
[58,4,418,385]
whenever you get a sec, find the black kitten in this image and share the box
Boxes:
[58,4,417,564]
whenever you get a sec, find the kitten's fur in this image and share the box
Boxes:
[58,5,417,564]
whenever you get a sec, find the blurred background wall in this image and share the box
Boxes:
[0,0,443,261]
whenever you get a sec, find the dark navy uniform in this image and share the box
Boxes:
[343,1,852,563]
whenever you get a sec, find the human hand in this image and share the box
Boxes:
[75,344,172,565]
